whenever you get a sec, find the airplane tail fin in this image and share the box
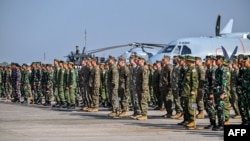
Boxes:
[220,19,234,35]
[221,46,238,61]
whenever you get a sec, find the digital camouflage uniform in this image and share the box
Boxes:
[242,56,250,125]
[20,65,31,102]
[152,63,162,110]
[118,61,130,114]
[136,62,149,118]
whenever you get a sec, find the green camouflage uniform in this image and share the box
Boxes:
[68,67,77,106]
[136,65,149,116]
[183,64,198,122]
[152,67,162,109]
[107,64,119,113]
[20,67,31,101]
[118,64,129,112]
[89,65,100,108]
[214,63,228,128]
[196,63,206,113]
[171,63,183,114]
[230,66,240,116]
[160,63,173,116]
[45,68,54,103]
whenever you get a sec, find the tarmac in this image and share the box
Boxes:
[0,99,241,141]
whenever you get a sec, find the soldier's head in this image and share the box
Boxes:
[162,55,170,65]
[173,55,179,65]
[185,55,195,67]
[59,60,64,67]
[215,55,224,66]
[237,54,244,66]
[139,56,146,66]
[54,59,59,66]
[178,55,186,66]
[91,57,97,66]
[204,55,212,66]
[118,57,126,67]
[244,55,250,67]
[63,62,68,69]
[108,55,116,65]
[195,56,202,66]
[129,55,136,65]
[68,62,74,69]
[81,58,87,66]
[155,60,162,69]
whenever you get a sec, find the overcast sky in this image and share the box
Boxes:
[1,0,250,64]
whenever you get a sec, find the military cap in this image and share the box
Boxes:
[15,63,21,67]
[68,62,74,65]
[178,55,185,60]
[204,55,212,61]
[243,55,250,61]
[22,63,28,67]
[137,55,146,61]
[238,54,244,59]
[155,60,161,64]
[216,55,224,60]
[91,57,97,61]
[46,64,52,67]
[195,56,201,60]
[223,59,230,66]
[118,56,126,61]
[129,55,135,59]
[54,58,59,62]
[108,55,116,61]
[163,55,170,59]
[185,55,195,62]
[59,60,64,63]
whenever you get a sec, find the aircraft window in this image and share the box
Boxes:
[159,45,175,53]
[173,46,181,54]
[181,45,191,55]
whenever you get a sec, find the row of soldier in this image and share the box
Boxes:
[0,53,250,130]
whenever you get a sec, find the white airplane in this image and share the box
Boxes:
[147,14,250,64]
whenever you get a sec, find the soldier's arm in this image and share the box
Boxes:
[191,69,199,95]
[142,67,149,91]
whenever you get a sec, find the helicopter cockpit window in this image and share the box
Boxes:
[173,45,181,54]
[181,45,191,55]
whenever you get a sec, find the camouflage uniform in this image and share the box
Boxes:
[118,57,130,114]
[182,56,198,128]
[11,63,21,102]
[45,65,54,105]
[223,60,232,124]
[160,56,173,117]
[99,64,108,106]
[57,62,67,107]
[129,56,141,116]
[20,64,31,103]
[68,63,77,108]
[136,57,149,119]
[195,57,206,118]
[89,61,100,109]
[230,61,241,117]
[152,61,162,110]
[213,55,228,130]
[242,55,250,125]
[107,56,119,115]
[237,54,249,125]
[203,56,217,129]
[171,57,183,119]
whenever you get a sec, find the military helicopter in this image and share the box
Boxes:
[65,42,165,65]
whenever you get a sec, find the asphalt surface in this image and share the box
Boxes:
[0,99,241,141]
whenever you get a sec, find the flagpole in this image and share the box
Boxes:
[84,29,87,48]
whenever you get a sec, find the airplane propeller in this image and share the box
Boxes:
[221,46,238,61]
